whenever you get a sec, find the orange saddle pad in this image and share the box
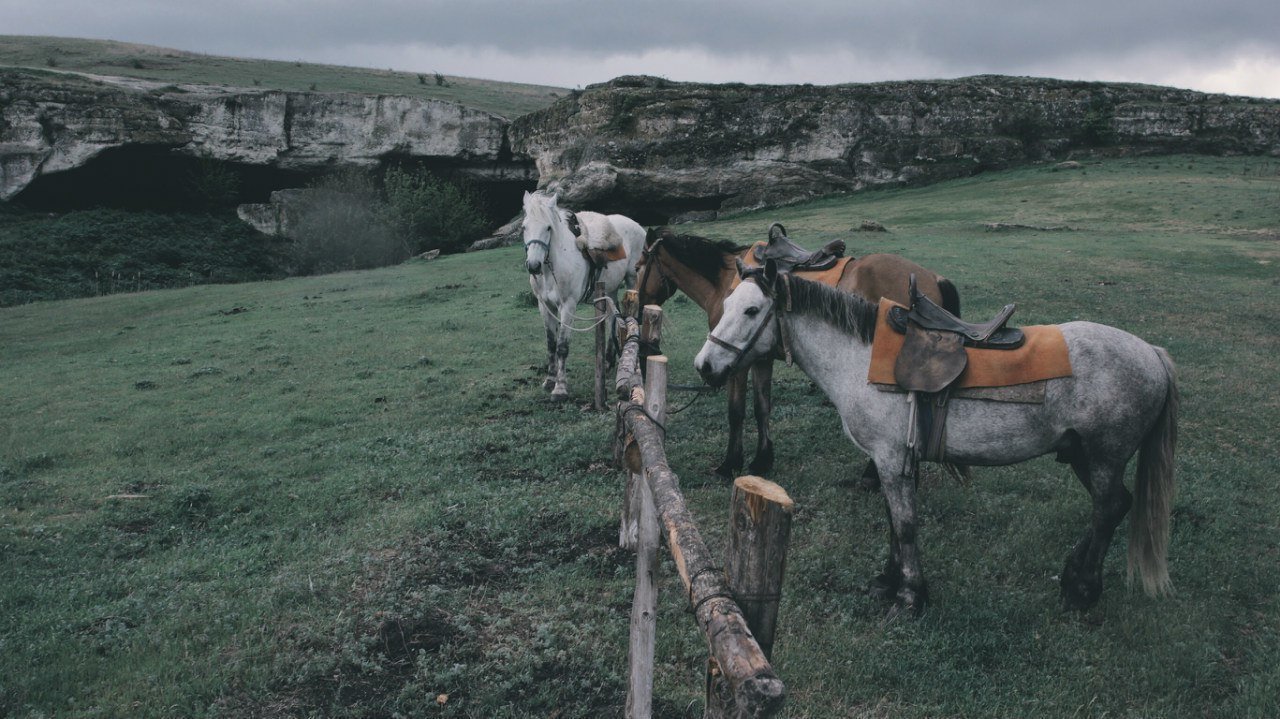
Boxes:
[580,245,629,263]
[732,241,853,290]
[868,300,1073,389]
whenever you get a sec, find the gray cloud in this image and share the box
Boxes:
[3,0,1279,96]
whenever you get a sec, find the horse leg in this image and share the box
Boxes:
[747,359,775,476]
[878,467,928,616]
[714,369,748,479]
[539,304,557,391]
[1061,456,1132,610]
[868,493,903,601]
[550,305,573,401]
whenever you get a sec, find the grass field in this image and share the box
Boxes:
[2,155,1278,717]
[0,36,566,119]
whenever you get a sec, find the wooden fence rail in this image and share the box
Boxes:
[612,295,793,719]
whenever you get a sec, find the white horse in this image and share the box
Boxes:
[695,260,1178,616]
[522,191,645,401]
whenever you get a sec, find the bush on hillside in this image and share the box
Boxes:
[287,167,488,275]
[288,169,411,275]
[382,167,488,255]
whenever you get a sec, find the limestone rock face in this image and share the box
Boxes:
[511,75,1280,217]
[0,69,531,200]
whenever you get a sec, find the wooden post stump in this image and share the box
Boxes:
[593,281,608,411]
[706,475,793,718]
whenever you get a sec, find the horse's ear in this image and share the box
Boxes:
[645,227,659,246]
[763,259,779,283]
[768,222,787,243]
[735,257,750,277]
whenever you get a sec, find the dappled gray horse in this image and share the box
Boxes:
[695,260,1177,615]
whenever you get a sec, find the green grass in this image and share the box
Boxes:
[2,155,1278,717]
[0,36,566,119]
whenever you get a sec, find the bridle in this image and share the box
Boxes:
[524,232,552,272]
[637,236,677,307]
[705,270,794,376]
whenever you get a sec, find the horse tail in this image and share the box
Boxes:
[1127,346,1178,596]
[938,277,961,318]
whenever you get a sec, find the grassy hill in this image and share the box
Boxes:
[0,35,567,119]
[2,156,1278,717]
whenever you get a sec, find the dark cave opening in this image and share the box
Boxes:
[13,145,536,230]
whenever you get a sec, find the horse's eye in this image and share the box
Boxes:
[744,306,760,317]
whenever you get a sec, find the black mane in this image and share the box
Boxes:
[782,274,879,344]
[653,229,748,285]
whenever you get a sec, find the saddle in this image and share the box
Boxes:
[888,274,1024,474]
[889,275,1023,394]
[752,223,845,272]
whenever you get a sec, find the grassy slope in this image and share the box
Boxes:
[0,35,566,119]
[2,156,1278,717]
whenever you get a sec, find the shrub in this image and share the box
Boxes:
[185,155,241,209]
[288,170,410,275]
[382,167,488,255]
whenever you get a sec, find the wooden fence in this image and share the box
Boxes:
[610,288,796,719]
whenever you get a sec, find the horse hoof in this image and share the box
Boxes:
[747,447,774,476]
[895,586,928,617]
[1060,563,1102,610]
[550,389,570,402]
[711,464,736,481]
[867,574,901,601]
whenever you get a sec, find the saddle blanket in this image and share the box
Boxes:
[733,241,853,289]
[575,220,628,262]
[577,244,628,262]
[868,299,1073,391]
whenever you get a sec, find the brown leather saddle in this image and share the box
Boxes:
[752,223,845,272]
[887,274,1025,473]
[888,275,1023,393]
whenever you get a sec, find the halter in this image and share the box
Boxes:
[705,272,795,375]
[637,235,677,307]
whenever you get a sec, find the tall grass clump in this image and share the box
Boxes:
[288,169,410,275]
[288,167,488,275]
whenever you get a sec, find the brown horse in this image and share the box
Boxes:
[637,224,960,480]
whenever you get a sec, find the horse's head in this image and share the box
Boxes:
[636,227,679,306]
[695,258,781,387]
[521,191,558,274]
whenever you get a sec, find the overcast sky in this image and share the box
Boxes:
[4,0,1279,98]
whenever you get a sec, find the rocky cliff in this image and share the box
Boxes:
[510,75,1280,220]
[0,68,534,202]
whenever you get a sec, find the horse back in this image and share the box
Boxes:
[838,253,947,306]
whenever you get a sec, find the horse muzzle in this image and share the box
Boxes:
[696,356,728,389]
[526,259,543,275]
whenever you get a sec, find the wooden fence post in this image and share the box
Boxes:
[706,475,794,718]
[622,289,640,320]
[626,354,668,719]
[640,305,663,374]
[593,281,608,411]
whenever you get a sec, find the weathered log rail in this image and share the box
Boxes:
[612,291,793,719]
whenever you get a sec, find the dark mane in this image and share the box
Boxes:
[783,274,879,344]
[655,229,749,285]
